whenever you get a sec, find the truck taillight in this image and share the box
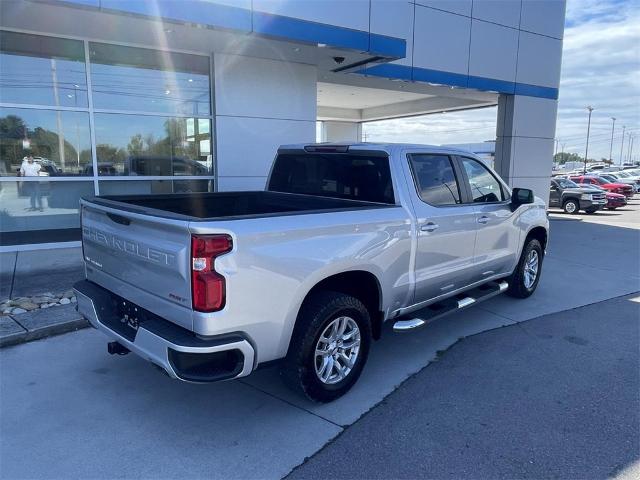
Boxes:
[191,234,233,312]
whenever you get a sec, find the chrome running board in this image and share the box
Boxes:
[393,280,509,333]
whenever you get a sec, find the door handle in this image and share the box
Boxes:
[420,222,439,232]
[477,215,490,224]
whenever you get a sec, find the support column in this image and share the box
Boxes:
[321,121,362,143]
[495,94,558,204]
[213,54,317,191]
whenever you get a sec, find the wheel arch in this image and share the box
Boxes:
[563,196,580,207]
[524,225,548,252]
[298,270,384,341]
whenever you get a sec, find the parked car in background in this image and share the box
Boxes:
[35,157,62,176]
[600,171,640,192]
[549,178,605,214]
[569,175,635,198]
[83,163,117,176]
[604,191,627,210]
[586,164,608,172]
[576,184,627,210]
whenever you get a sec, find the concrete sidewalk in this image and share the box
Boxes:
[0,246,85,347]
[0,246,83,300]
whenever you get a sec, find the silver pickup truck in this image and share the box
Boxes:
[74,143,548,402]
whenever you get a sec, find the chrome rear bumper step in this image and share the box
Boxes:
[393,280,509,333]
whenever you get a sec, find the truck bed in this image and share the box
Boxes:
[86,191,393,221]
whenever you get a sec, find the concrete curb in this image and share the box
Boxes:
[0,304,89,349]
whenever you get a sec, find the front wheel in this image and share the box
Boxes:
[585,207,598,214]
[506,238,544,298]
[280,291,372,403]
[563,198,580,214]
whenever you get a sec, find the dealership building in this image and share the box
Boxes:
[0,0,565,249]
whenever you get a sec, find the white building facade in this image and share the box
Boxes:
[0,0,565,247]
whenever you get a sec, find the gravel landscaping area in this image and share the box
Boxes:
[1,290,77,315]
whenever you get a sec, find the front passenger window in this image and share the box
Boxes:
[461,157,505,203]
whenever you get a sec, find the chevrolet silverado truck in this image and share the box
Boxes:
[549,177,606,214]
[74,143,548,402]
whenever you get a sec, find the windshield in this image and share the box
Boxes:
[556,178,578,188]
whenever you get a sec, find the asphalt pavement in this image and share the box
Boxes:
[289,294,640,480]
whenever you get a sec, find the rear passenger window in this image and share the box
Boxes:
[408,154,461,206]
[461,157,505,203]
[268,153,395,204]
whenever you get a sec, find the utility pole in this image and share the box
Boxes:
[619,125,626,165]
[583,106,594,174]
[609,117,616,164]
[628,135,634,164]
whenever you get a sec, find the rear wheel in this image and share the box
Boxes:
[563,198,580,214]
[280,291,372,403]
[506,238,544,299]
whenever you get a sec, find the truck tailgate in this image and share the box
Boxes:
[81,200,193,311]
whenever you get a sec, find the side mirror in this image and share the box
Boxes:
[511,188,534,210]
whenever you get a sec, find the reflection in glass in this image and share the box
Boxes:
[0,31,88,108]
[94,113,212,176]
[99,179,212,195]
[0,180,94,233]
[89,43,210,115]
[0,107,92,176]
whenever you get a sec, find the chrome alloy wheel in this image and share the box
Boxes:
[314,316,361,385]
[565,201,577,214]
[523,249,539,289]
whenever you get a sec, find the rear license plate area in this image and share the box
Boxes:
[109,300,146,341]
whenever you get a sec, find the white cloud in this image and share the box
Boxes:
[363,0,640,162]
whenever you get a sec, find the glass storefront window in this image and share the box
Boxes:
[0,29,215,246]
[93,113,212,176]
[0,180,94,239]
[89,43,210,116]
[0,107,92,176]
[99,179,212,195]
[0,31,88,108]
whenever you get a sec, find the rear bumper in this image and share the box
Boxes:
[74,280,255,383]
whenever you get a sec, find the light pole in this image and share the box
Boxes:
[619,125,626,165]
[628,135,635,165]
[583,106,594,174]
[609,117,616,164]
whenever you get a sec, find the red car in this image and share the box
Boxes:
[570,175,635,198]
[605,191,627,210]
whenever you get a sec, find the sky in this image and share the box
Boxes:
[363,0,640,163]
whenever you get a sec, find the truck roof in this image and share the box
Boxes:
[279,142,479,157]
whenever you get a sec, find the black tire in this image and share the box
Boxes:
[280,291,372,403]
[563,198,580,214]
[585,207,597,214]
[506,238,544,299]
[607,207,616,210]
